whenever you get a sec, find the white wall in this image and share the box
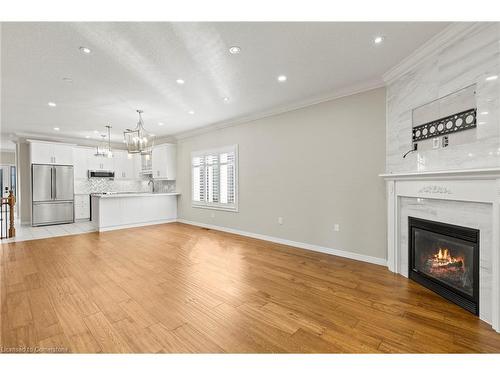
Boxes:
[176,87,387,261]
[0,150,15,164]
[386,23,500,173]
[17,141,30,224]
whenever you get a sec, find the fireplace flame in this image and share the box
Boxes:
[431,247,465,269]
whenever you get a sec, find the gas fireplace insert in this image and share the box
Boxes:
[408,217,479,315]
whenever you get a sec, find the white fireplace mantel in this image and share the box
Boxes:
[380,168,500,333]
[380,167,500,181]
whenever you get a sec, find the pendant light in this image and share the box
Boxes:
[95,125,113,158]
[123,110,154,155]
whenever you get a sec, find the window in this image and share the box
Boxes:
[192,145,238,211]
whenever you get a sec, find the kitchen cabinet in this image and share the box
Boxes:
[29,140,74,165]
[87,148,114,171]
[74,194,90,220]
[91,193,179,231]
[152,143,176,180]
[73,146,141,179]
[114,150,140,179]
[73,147,89,179]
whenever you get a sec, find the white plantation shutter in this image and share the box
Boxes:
[191,145,238,211]
[192,155,205,203]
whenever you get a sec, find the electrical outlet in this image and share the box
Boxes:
[432,138,440,149]
[334,224,340,232]
[278,217,283,225]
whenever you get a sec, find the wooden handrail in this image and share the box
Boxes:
[8,190,16,238]
[1,190,16,238]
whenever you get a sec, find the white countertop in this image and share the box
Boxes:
[91,192,180,198]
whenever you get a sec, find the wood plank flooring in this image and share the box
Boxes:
[1,222,500,353]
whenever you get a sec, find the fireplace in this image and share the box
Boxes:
[408,217,479,315]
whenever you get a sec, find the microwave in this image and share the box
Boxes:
[88,170,115,179]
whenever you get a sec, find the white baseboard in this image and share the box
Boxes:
[177,219,387,267]
[98,219,177,232]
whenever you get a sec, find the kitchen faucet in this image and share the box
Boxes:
[148,177,155,193]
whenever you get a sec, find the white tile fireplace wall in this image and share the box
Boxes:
[385,22,500,173]
[399,197,492,323]
[382,172,500,332]
[382,23,500,333]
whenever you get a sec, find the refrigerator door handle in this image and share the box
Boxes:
[53,166,56,200]
[50,166,54,200]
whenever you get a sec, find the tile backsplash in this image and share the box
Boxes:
[153,180,177,193]
[75,178,176,194]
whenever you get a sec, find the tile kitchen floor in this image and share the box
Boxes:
[0,220,96,243]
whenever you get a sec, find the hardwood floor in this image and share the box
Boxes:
[1,222,500,353]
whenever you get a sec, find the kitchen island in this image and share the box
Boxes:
[91,192,180,232]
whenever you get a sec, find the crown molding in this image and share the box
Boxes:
[0,137,16,151]
[9,131,128,149]
[382,22,488,85]
[154,135,177,145]
[174,78,384,141]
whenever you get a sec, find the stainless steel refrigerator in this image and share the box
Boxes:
[32,164,74,226]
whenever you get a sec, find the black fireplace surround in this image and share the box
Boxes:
[408,217,479,315]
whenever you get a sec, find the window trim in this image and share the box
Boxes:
[191,144,239,212]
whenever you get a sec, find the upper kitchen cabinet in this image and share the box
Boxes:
[73,146,89,179]
[29,140,74,165]
[114,150,141,179]
[152,143,176,180]
[88,148,114,171]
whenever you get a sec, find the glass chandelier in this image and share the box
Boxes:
[123,109,154,155]
[95,125,113,158]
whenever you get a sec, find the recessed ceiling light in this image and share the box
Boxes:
[188,110,195,115]
[48,102,57,107]
[223,97,229,102]
[277,75,287,82]
[158,122,164,126]
[79,46,91,54]
[486,75,498,81]
[53,127,60,131]
[85,135,90,139]
[480,111,489,115]
[374,36,384,44]
[176,79,185,85]
[229,46,241,54]
[62,77,73,83]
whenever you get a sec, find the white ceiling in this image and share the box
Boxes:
[1,22,449,143]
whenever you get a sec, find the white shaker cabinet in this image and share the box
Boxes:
[114,150,139,179]
[74,194,90,220]
[73,147,89,179]
[87,148,113,171]
[152,143,176,180]
[73,147,140,179]
[29,140,74,165]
